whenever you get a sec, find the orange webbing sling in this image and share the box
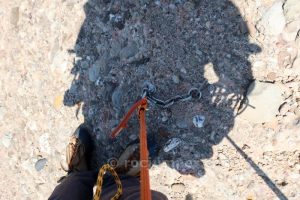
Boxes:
[110,97,152,200]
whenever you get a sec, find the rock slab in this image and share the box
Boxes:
[257,2,286,36]
[284,0,300,23]
[239,81,283,123]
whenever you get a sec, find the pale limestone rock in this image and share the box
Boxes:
[293,57,300,74]
[39,133,51,154]
[282,19,300,42]
[239,81,283,123]
[1,132,13,148]
[257,2,286,36]
[284,0,300,23]
[10,7,19,26]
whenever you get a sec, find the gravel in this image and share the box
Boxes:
[1,0,300,199]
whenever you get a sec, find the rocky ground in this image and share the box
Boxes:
[0,0,300,199]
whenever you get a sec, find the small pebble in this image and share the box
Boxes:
[112,89,123,112]
[1,132,13,148]
[35,158,47,171]
[119,41,138,59]
[171,183,185,193]
[267,72,277,81]
[129,134,138,141]
[180,68,187,74]
[163,138,182,152]
[10,7,19,26]
[176,119,188,129]
[172,75,180,84]
[0,106,6,121]
[161,109,172,122]
[294,107,300,118]
[193,115,205,128]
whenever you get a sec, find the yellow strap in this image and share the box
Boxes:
[93,164,123,200]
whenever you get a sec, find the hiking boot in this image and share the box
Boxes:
[65,124,93,173]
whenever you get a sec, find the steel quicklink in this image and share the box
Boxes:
[142,82,202,108]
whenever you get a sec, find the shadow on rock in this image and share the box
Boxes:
[64,0,261,177]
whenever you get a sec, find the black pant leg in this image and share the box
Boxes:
[49,170,98,200]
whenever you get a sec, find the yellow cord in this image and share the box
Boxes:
[93,164,123,200]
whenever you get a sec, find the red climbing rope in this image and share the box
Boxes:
[110,97,152,200]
